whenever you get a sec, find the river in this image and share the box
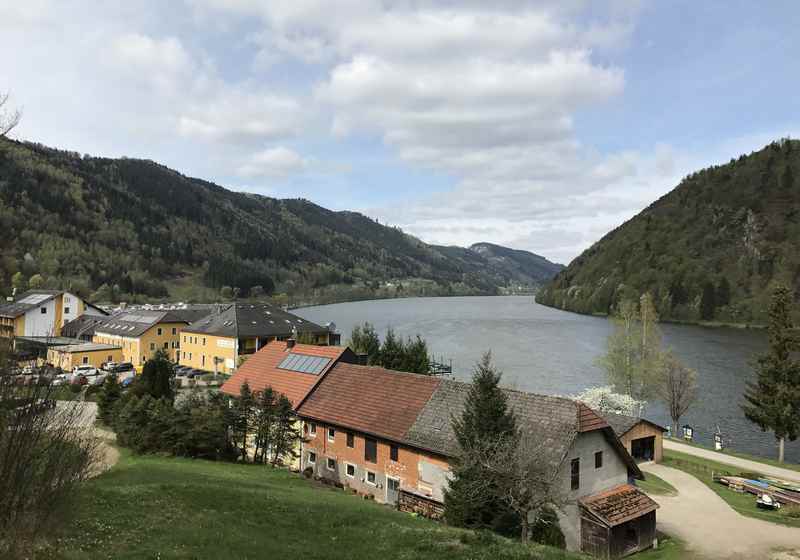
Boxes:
[295,295,798,464]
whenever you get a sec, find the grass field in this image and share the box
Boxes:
[637,472,677,496]
[39,451,581,560]
[633,534,702,560]
[663,449,800,528]
[665,437,800,474]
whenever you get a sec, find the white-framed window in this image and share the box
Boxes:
[326,458,336,471]
[163,342,168,349]
[366,471,376,485]
[307,451,316,465]
[172,328,177,335]
[327,427,335,442]
[309,422,317,436]
[40,307,47,314]
[345,463,356,478]
[64,306,70,314]
[157,328,162,336]
[82,356,89,364]
[150,343,155,351]
[203,337,206,346]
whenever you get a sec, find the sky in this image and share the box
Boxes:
[3,1,799,265]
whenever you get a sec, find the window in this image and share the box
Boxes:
[150,343,155,351]
[365,438,377,463]
[203,337,206,346]
[157,328,162,336]
[201,355,205,367]
[326,458,336,471]
[64,306,70,314]
[327,427,335,442]
[107,355,112,362]
[366,471,376,485]
[390,444,399,462]
[595,451,603,469]
[40,307,47,314]
[309,422,317,436]
[184,336,187,343]
[163,342,169,349]
[189,352,192,360]
[346,432,354,448]
[345,463,356,478]
[82,356,89,364]
[308,451,316,465]
[570,458,580,490]
[172,327,177,335]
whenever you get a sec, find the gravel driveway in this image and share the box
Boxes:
[643,463,800,559]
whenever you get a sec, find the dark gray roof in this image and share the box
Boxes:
[183,303,328,338]
[61,315,108,338]
[0,290,63,318]
[94,310,193,338]
[604,412,667,437]
[405,379,579,466]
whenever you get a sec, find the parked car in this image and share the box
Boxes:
[72,364,98,378]
[101,361,120,372]
[120,376,135,388]
[52,373,70,386]
[109,362,134,375]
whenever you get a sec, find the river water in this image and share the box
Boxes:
[296,296,799,464]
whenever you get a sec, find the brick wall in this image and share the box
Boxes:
[299,418,450,504]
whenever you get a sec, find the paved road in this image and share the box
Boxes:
[643,463,800,559]
[665,439,800,483]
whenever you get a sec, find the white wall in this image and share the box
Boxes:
[557,430,630,551]
[24,297,57,337]
[61,292,80,325]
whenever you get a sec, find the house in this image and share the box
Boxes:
[295,364,658,558]
[0,290,106,339]
[180,303,338,374]
[604,413,666,463]
[47,342,123,371]
[220,339,357,468]
[92,309,205,368]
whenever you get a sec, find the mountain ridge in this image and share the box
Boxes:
[0,138,561,305]
[537,139,800,324]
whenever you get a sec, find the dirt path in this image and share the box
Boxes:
[643,463,800,559]
[664,439,800,484]
[55,401,120,476]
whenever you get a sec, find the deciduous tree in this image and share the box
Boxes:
[656,353,698,436]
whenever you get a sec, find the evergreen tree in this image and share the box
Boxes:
[378,328,405,370]
[97,374,122,425]
[270,395,302,467]
[348,322,381,364]
[134,350,175,401]
[742,285,800,462]
[782,164,794,191]
[402,335,430,374]
[233,382,255,461]
[700,281,717,320]
[444,352,518,535]
[252,387,278,464]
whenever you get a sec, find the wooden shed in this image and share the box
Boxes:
[580,484,659,559]
[604,413,666,463]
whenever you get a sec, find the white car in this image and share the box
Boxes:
[72,365,98,381]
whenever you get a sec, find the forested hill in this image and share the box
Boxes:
[538,139,800,324]
[0,138,561,304]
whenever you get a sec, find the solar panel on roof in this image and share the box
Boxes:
[277,353,331,375]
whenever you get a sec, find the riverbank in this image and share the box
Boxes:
[535,299,766,330]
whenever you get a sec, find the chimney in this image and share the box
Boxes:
[286,338,296,350]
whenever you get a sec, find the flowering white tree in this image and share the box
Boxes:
[573,386,646,417]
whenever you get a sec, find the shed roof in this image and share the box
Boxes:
[94,310,192,338]
[183,303,328,338]
[604,412,667,437]
[51,342,122,353]
[61,315,108,338]
[580,484,659,527]
[220,341,352,407]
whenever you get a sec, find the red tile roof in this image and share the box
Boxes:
[221,341,349,407]
[580,484,659,527]
[296,362,442,442]
[578,402,610,432]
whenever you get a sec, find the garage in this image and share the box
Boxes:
[604,413,666,464]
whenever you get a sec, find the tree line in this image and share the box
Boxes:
[347,322,431,374]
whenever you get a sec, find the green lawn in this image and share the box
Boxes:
[665,437,800,474]
[663,449,800,528]
[633,534,702,560]
[39,451,581,560]
[637,472,677,496]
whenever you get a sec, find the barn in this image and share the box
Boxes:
[604,413,667,463]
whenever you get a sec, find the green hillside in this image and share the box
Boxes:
[468,243,564,285]
[41,451,578,560]
[0,139,560,305]
[538,139,800,324]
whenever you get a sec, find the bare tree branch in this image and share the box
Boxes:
[656,352,698,435]
[0,92,22,138]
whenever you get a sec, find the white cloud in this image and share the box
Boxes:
[237,146,310,178]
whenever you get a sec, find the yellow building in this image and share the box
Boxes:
[180,303,337,374]
[0,290,106,339]
[47,342,123,371]
[92,310,206,369]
